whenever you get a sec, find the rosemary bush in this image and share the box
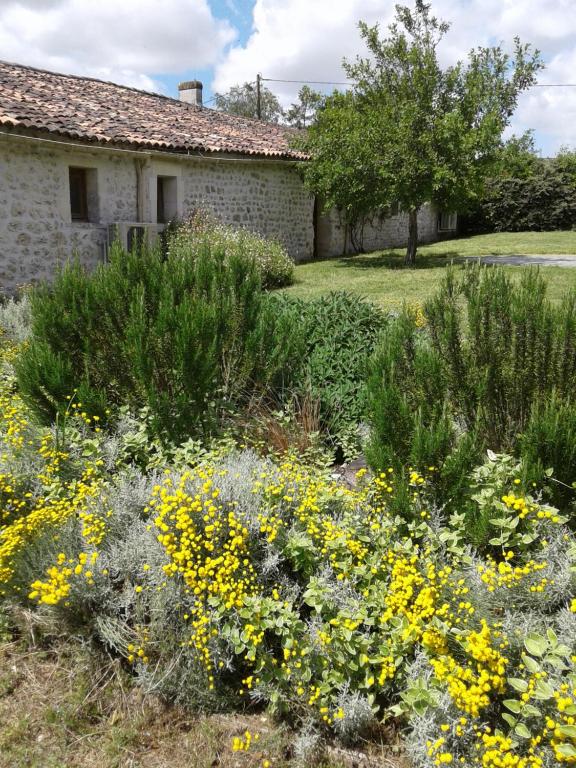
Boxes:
[16,239,303,443]
[367,265,576,515]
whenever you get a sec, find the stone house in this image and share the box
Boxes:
[0,60,452,292]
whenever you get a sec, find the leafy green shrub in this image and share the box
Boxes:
[275,292,388,458]
[16,239,303,443]
[519,395,576,506]
[465,144,576,233]
[367,265,576,513]
[480,166,576,231]
[166,209,294,288]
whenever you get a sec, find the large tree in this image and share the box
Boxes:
[300,1,543,265]
[285,85,324,128]
[213,81,284,123]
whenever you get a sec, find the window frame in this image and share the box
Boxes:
[438,212,457,232]
[69,167,89,222]
[156,175,178,224]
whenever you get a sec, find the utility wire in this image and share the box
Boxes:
[261,75,576,88]
[262,77,352,86]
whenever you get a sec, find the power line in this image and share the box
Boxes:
[262,77,352,86]
[261,75,576,88]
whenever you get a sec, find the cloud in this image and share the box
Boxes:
[213,0,576,152]
[0,0,236,90]
[511,47,576,153]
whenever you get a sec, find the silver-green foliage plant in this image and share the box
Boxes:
[0,294,31,344]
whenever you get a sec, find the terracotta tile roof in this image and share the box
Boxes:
[0,60,308,160]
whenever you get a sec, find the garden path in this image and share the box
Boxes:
[466,254,576,267]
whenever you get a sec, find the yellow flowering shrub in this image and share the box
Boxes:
[1,334,576,767]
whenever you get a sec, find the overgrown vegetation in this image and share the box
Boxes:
[14,231,385,461]
[15,239,300,444]
[367,265,576,520]
[166,209,295,289]
[466,139,576,233]
[1,320,576,767]
[3,246,576,767]
[275,292,387,459]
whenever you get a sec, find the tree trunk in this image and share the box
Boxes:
[405,208,419,267]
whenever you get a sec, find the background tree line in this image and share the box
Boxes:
[461,134,576,233]
[213,82,324,127]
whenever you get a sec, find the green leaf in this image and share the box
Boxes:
[514,723,532,740]
[546,628,558,646]
[556,744,576,758]
[503,699,522,713]
[555,644,572,658]
[522,704,541,717]
[508,678,528,693]
[558,725,576,739]
[533,680,555,700]
[524,633,547,657]
[522,654,541,673]
[502,713,518,728]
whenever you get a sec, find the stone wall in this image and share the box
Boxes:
[0,134,315,292]
[178,158,315,260]
[316,204,439,259]
[0,132,441,293]
[0,135,137,291]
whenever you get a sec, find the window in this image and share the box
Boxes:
[438,212,457,232]
[156,176,178,223]
[69,167,98,223]
[69,167,88,221]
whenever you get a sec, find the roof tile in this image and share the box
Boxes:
[0,60,307,160]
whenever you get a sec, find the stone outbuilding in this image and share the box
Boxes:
[0,60,451,292]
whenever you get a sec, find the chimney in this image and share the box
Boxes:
[178,80,203,107]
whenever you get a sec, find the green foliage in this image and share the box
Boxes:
[284,85,325,129]
[554,146,576,190]
[166,209,294,289]
[464,139,576,233]
[478,164,576,232]
[2,336,576,764]
[277,292,387,457]
[213,81,283,123]
[367,264,576,514]
[490,131,541,180]
[468,451,567,551]
[16,239,302,443]
[519,395,576,506]
[300,1,542,264]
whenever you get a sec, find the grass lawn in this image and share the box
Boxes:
[283,231,576,308]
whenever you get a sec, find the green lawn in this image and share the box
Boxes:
[283,231,576,308]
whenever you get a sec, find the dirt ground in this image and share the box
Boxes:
[0,619,408,768]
